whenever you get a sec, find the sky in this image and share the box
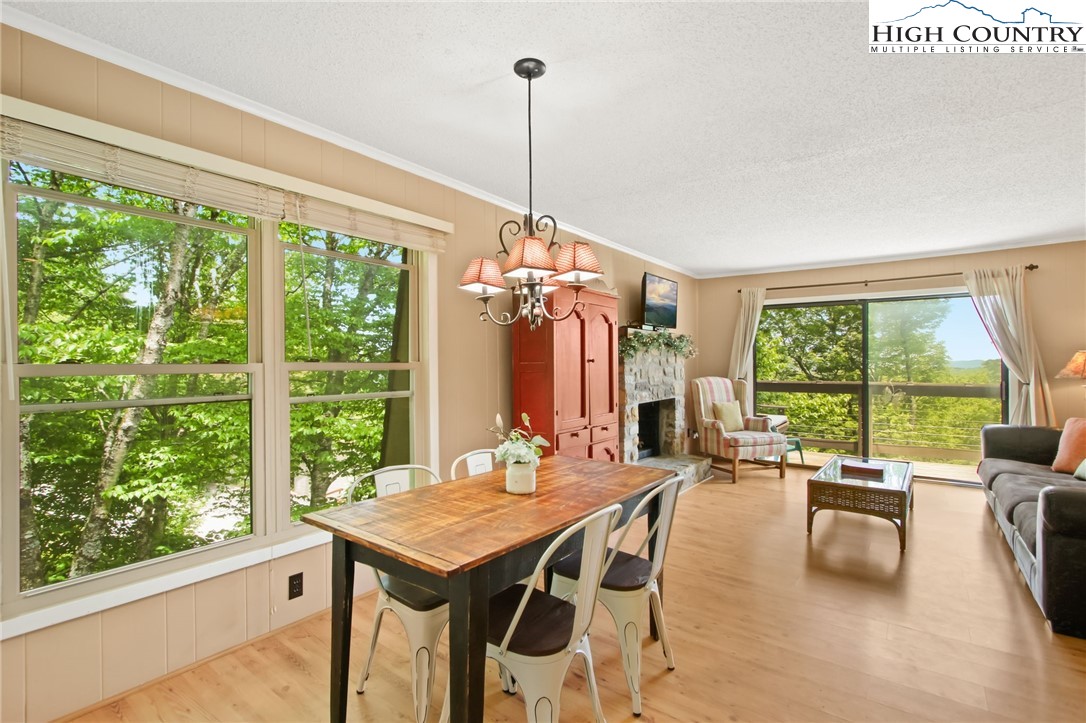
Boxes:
[936,296,998,362]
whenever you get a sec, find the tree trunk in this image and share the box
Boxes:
[69,202,196,579]
[19,416,45,589]
[16,173,63,589]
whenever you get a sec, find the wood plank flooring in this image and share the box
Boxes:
[66,467,1086,722]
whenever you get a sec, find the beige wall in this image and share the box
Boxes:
[696,241,1086,424]
[0,25,699,720]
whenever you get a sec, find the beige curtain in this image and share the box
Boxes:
[727,287,766,415]
[964,266,1056,426]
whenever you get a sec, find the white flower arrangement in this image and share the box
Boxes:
[491,413,550,468]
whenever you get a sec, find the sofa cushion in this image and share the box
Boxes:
[990,475,1051,522]
[1012,501,1039,555]
[977,458,1068,490]
[1052,417,1086,473]
[1075,458,1086,481]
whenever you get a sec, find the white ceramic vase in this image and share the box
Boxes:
[505,463,537,494]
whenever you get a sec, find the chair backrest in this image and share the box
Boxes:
[345,464,442,503]
[497,503,623,656]
[449,449,499,480]
[691,376,737,425]
[606,475,682,585]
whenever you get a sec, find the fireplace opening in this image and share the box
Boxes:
[637,401,661,460]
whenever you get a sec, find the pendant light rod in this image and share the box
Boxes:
[514,58,546,238]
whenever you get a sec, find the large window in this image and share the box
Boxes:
[755,295,1003,479]
[10,164,254,591]
[3,156,424,599]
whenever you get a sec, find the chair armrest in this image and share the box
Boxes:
[981,424,1061,466]
[702,418,725,433]
[743,416,770,432]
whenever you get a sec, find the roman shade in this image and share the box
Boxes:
[1,116,446,253]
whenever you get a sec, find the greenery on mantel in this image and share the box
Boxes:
[619,330,698,360]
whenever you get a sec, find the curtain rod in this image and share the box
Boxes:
[737,264,1039,294]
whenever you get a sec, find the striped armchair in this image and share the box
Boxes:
[690,377,787,482]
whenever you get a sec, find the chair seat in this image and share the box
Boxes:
[553,549,652,592]
[380,573,447,612]
[723,430,785,448]
[488,584,575,657]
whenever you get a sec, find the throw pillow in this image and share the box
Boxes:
[1075,458,1086,482]
[1052,417,1086,473]
[712,400,744,432]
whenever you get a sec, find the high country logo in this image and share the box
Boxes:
[870,0,1084,53]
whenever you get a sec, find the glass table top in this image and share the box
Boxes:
[809,455,914,491]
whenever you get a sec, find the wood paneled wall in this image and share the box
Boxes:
[0,24,697,721]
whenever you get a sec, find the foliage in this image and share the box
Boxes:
[10,162,409,591]
[490,413,549,467]
[755,300,1002,463]
[619,331,697,360]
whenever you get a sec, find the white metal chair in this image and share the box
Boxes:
[448,448,500,480]
[475,503,623,723]
[551,476,682,716]
[346,464,447,723]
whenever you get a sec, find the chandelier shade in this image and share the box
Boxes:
[458,257,507,295]
[503,236,558,278]
[551,241,603,283]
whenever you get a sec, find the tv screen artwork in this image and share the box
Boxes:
[642,273,678,329]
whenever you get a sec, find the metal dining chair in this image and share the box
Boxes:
[439,502,623,723]
[448,448,500,480]
[346,464,446,723]
[551,475,682,716]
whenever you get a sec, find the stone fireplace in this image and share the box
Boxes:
[619,336,686,464]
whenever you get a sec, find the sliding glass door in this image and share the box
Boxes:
[755,295,1003,481]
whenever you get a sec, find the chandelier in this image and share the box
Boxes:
[458,58,602,331]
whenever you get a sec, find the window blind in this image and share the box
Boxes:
[1,116,445,253]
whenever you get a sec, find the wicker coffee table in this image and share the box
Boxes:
[807,455,914,551]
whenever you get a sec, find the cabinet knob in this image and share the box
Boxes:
[586,358,595,363]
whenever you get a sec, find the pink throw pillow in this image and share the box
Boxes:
[1052,417,1086,473]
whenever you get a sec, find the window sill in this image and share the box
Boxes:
[0,529,331,640]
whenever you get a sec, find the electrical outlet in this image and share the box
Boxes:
[288,572,303,600]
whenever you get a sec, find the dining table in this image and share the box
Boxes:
[303,454,674,723]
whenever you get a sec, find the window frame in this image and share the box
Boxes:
[753,291,1007,469]
[0,124,437,623]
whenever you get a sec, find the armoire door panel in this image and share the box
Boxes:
[554,306,588,432]
[586,303,618,427]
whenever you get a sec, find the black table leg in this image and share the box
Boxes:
[330,537,355,723]
[448,567,489,722]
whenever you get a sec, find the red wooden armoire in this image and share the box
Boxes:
[512,287,620,460]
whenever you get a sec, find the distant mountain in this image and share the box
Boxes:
[949,359,993,369]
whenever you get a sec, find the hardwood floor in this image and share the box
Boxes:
[67,467,1086,722]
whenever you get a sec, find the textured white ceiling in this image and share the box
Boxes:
[4,2,1084,277]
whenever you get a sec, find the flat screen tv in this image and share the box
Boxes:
[641,272,678,329]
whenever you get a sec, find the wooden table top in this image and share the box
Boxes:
[303,455,672,577]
